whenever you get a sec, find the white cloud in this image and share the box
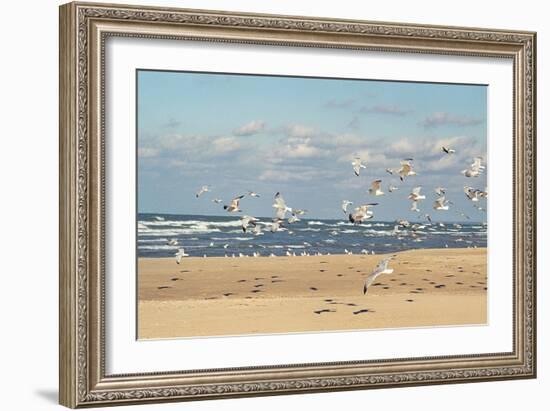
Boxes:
[360,104,411,116]
[421,112,484,128]
[138,147,160,158]
[286,124,316,138]
[211,136,242,154]
[233,120,266,136]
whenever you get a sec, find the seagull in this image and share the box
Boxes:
[223,243,229,249]
[211,198,223,204]
[223,195,245,212]
[167,239,178,246]
[424,213,433,223]
[408,186,426,201]
[410,201,420,212]
[349,203,378,224]
[287,214,300,224]
[462,157,485,177]
[435,186,446,196]
[351,157,367,176]
[175,248,189,264]
[388,184,399,193]
[433,196,450,210]
[342,200,353,214]
[292,209,307,216]
[252,225,264,236]
[363,256,395,295]
[398,159,416,181]
[464,186,486,202]
[385,168,395,175]
[248,191,260,198]
[397,219,410,228]
[442,146,456,154]
[272,192,292,219]
[240,215,259,232]
[196,185,210,198]
[361,249,369,254]
[368,179,384,196]
[269,218,286,233]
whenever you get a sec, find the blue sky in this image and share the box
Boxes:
[137,70,487,222]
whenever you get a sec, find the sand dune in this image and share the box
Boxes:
[138,248,487,339]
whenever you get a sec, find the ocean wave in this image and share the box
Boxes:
[298,228,321,232]
[307,221,326,226]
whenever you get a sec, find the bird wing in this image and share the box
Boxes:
[371,180,381,190]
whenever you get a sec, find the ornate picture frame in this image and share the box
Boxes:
[59,1,536,408]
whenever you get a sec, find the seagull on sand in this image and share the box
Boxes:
[272,192,292,219]
[351,157,367,176]
[247,191,260,198]
[363,256,395,295]
[368,179,384,196]
[349,203,378,224]
[195,185,210,198]
[175,248,189,264]
[462,157,485,177]
[223,195,245,212]
[442,146,456,154]
[398,159,416,181]
[342,200,353,214]
[240,215,259,232]
[433,196,450,210]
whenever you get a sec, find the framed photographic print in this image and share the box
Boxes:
[59,1,537,408]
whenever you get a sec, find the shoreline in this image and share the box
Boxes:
[138,247,487,339]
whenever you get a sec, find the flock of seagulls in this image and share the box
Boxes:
[171,145,486,296]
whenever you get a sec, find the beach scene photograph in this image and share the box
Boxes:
[136,70,488,339]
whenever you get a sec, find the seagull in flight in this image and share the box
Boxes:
[433,196,450,210]
[167,239,178,246]
[410,201,420,212]
[269,218,286,233]
[272,192,292,219]
[342,200,353,214]
[385,168,395,175]
[388,184,399,193]
[462,157,485,177]
[363,256,395,295]
[368,179,384,196]
[175,248,189,264]
[464,186,487,202]
[442,146,456,154]
[247,191,260,198]
[351,157,367,176]
[408,186,426,202]
[398,159,416,181]
[196,185,210,198]
[349,203,378,224]
[211,198,223,204]
[240,215,259,232]
[223,195,244,212]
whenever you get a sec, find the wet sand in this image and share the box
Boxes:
[138,248,487,339]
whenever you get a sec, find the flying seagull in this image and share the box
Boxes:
[349,203,378,224]
[272,192,292,220]
[167,239,178,246]
[388,184,399,193]
[223,195,245,212]
[247,191,260,198]
[462,157,485,177]
[175,248,189,264]
[408,186,426,202]
[410,201,420,212]
[240,215,259,232]
[368,179,384,196]
[196,185,210,198]
[435,186,446,196]
[433,196,450,211]
[363,256,395,295]
[385,168,395,175]
[442,146,456,154]
[211,198,223,204]
[398,159,417,181]
[464,186,487,202]
[342,200,353,214]
[351,157,367,176]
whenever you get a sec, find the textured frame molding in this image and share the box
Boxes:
[59,1,536,408]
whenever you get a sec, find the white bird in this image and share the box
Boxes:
[442,146,456,154]
[424,213,433,223]
[287,214,300,224]
[462,157,485,177]
[167,239,178,246]
[435,187,446,196]
[391,225,401,236]
[408,186,426,201]
[398,159,416,181]
[361,249,369,254]
[349,203,378,224]
[223,195,244,212]
[351,157,367,176]
[433,196,450,210]
[240,215,259,232]
[196,185,210,198]
[223,243,229,249]
[397,219,410,228]
[464,186,486,202]
[211,198,223,204]
[342,200,353,214]
[292,209,307,216]
[272,192,292,219]
[385,168,395,175]
[363,256,395,294]
[269,219,285,233]
[153,216,165,221]
[252,225,264,236]
[248,191,260,198]
[368,179,384,196]
[410,201,420,212]
[175,248,189,264]
[388,184,399,193]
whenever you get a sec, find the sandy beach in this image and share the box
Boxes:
[138,248,487,339]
